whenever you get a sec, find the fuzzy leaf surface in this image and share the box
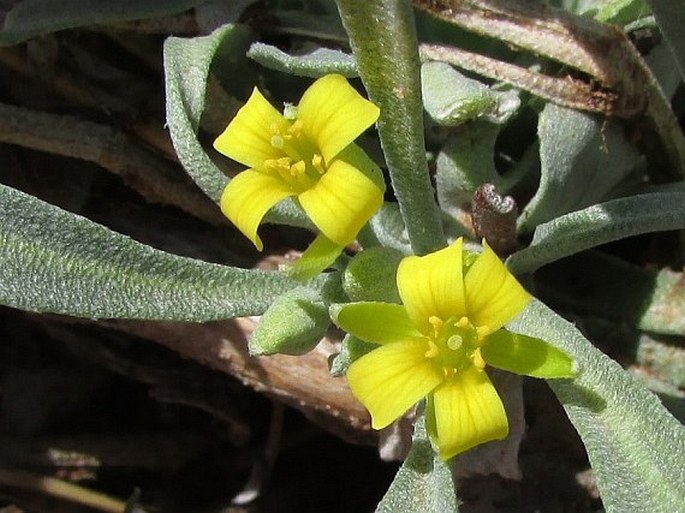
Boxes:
[508,192,685,274]
[536,251,685,336]
[247,42,358,77]
[0,0,202,46]
[509,300,685,513]
[647,0,685,83]
[375,416,459,513]
[518,103,640,233]
[164,24,308,226]
[0,184,297,320]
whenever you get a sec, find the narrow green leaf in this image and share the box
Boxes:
[375,415,459,513]
[164,25,251,203]
[646,0,685,83]
[163,25,308,227]
[0,0,203,46]
[508,300,685,513]
[337,0,446,255]
[0,184,297,320]
[507,192,685,274]
[518,103,640,233]
[636,335,685,390]
[247,42,358,77]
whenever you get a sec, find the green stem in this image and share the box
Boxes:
[336,0,446,255]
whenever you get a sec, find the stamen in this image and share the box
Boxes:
[472,348,486,369]
[475,325,491,343]
[290,160,306,176]
[428,316,443,339]
[265,157,292,173]
[312,153,326,175]
[424,339,440,359]
[456,316,470,328]
[286,120,303,139]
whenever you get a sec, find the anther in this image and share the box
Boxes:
[475,326,491,342]
[312,154,326,175]
[428,316,443,339]
[290,160,306,176]
[286,120,303,139]
[424,339,440,359]
[472,348,486,369]
[265,157,292,173]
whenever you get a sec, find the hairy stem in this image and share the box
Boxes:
[336,0,446,255]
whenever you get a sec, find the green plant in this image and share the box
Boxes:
[1,0,684,511]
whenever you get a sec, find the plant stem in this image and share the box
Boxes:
[0,466,137,513]
[336,0,446,255]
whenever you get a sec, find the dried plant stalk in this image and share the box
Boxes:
[415,0,685,179]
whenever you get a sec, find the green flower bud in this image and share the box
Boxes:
[249,287,330,356]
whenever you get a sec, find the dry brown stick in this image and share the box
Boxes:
[0,101,224,225]
[127,120,179,160]
[415,0,685,180]
[416,0,633,96]
[420,43,619,115]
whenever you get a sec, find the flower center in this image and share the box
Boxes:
[424,316,489,377]
[264,120,327,191]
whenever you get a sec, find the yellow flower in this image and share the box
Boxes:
[214,74,385,252]
[331,238,574,460]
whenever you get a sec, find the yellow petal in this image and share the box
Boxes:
[331,302,423,344]
[346,339,443,429]
[220,170,295,251]
[427,366,508,460]
[298,145,384,246]
[213,87,290,169]
[297,74,380,162]
[464,240,531,331]
[396,238,467,334]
